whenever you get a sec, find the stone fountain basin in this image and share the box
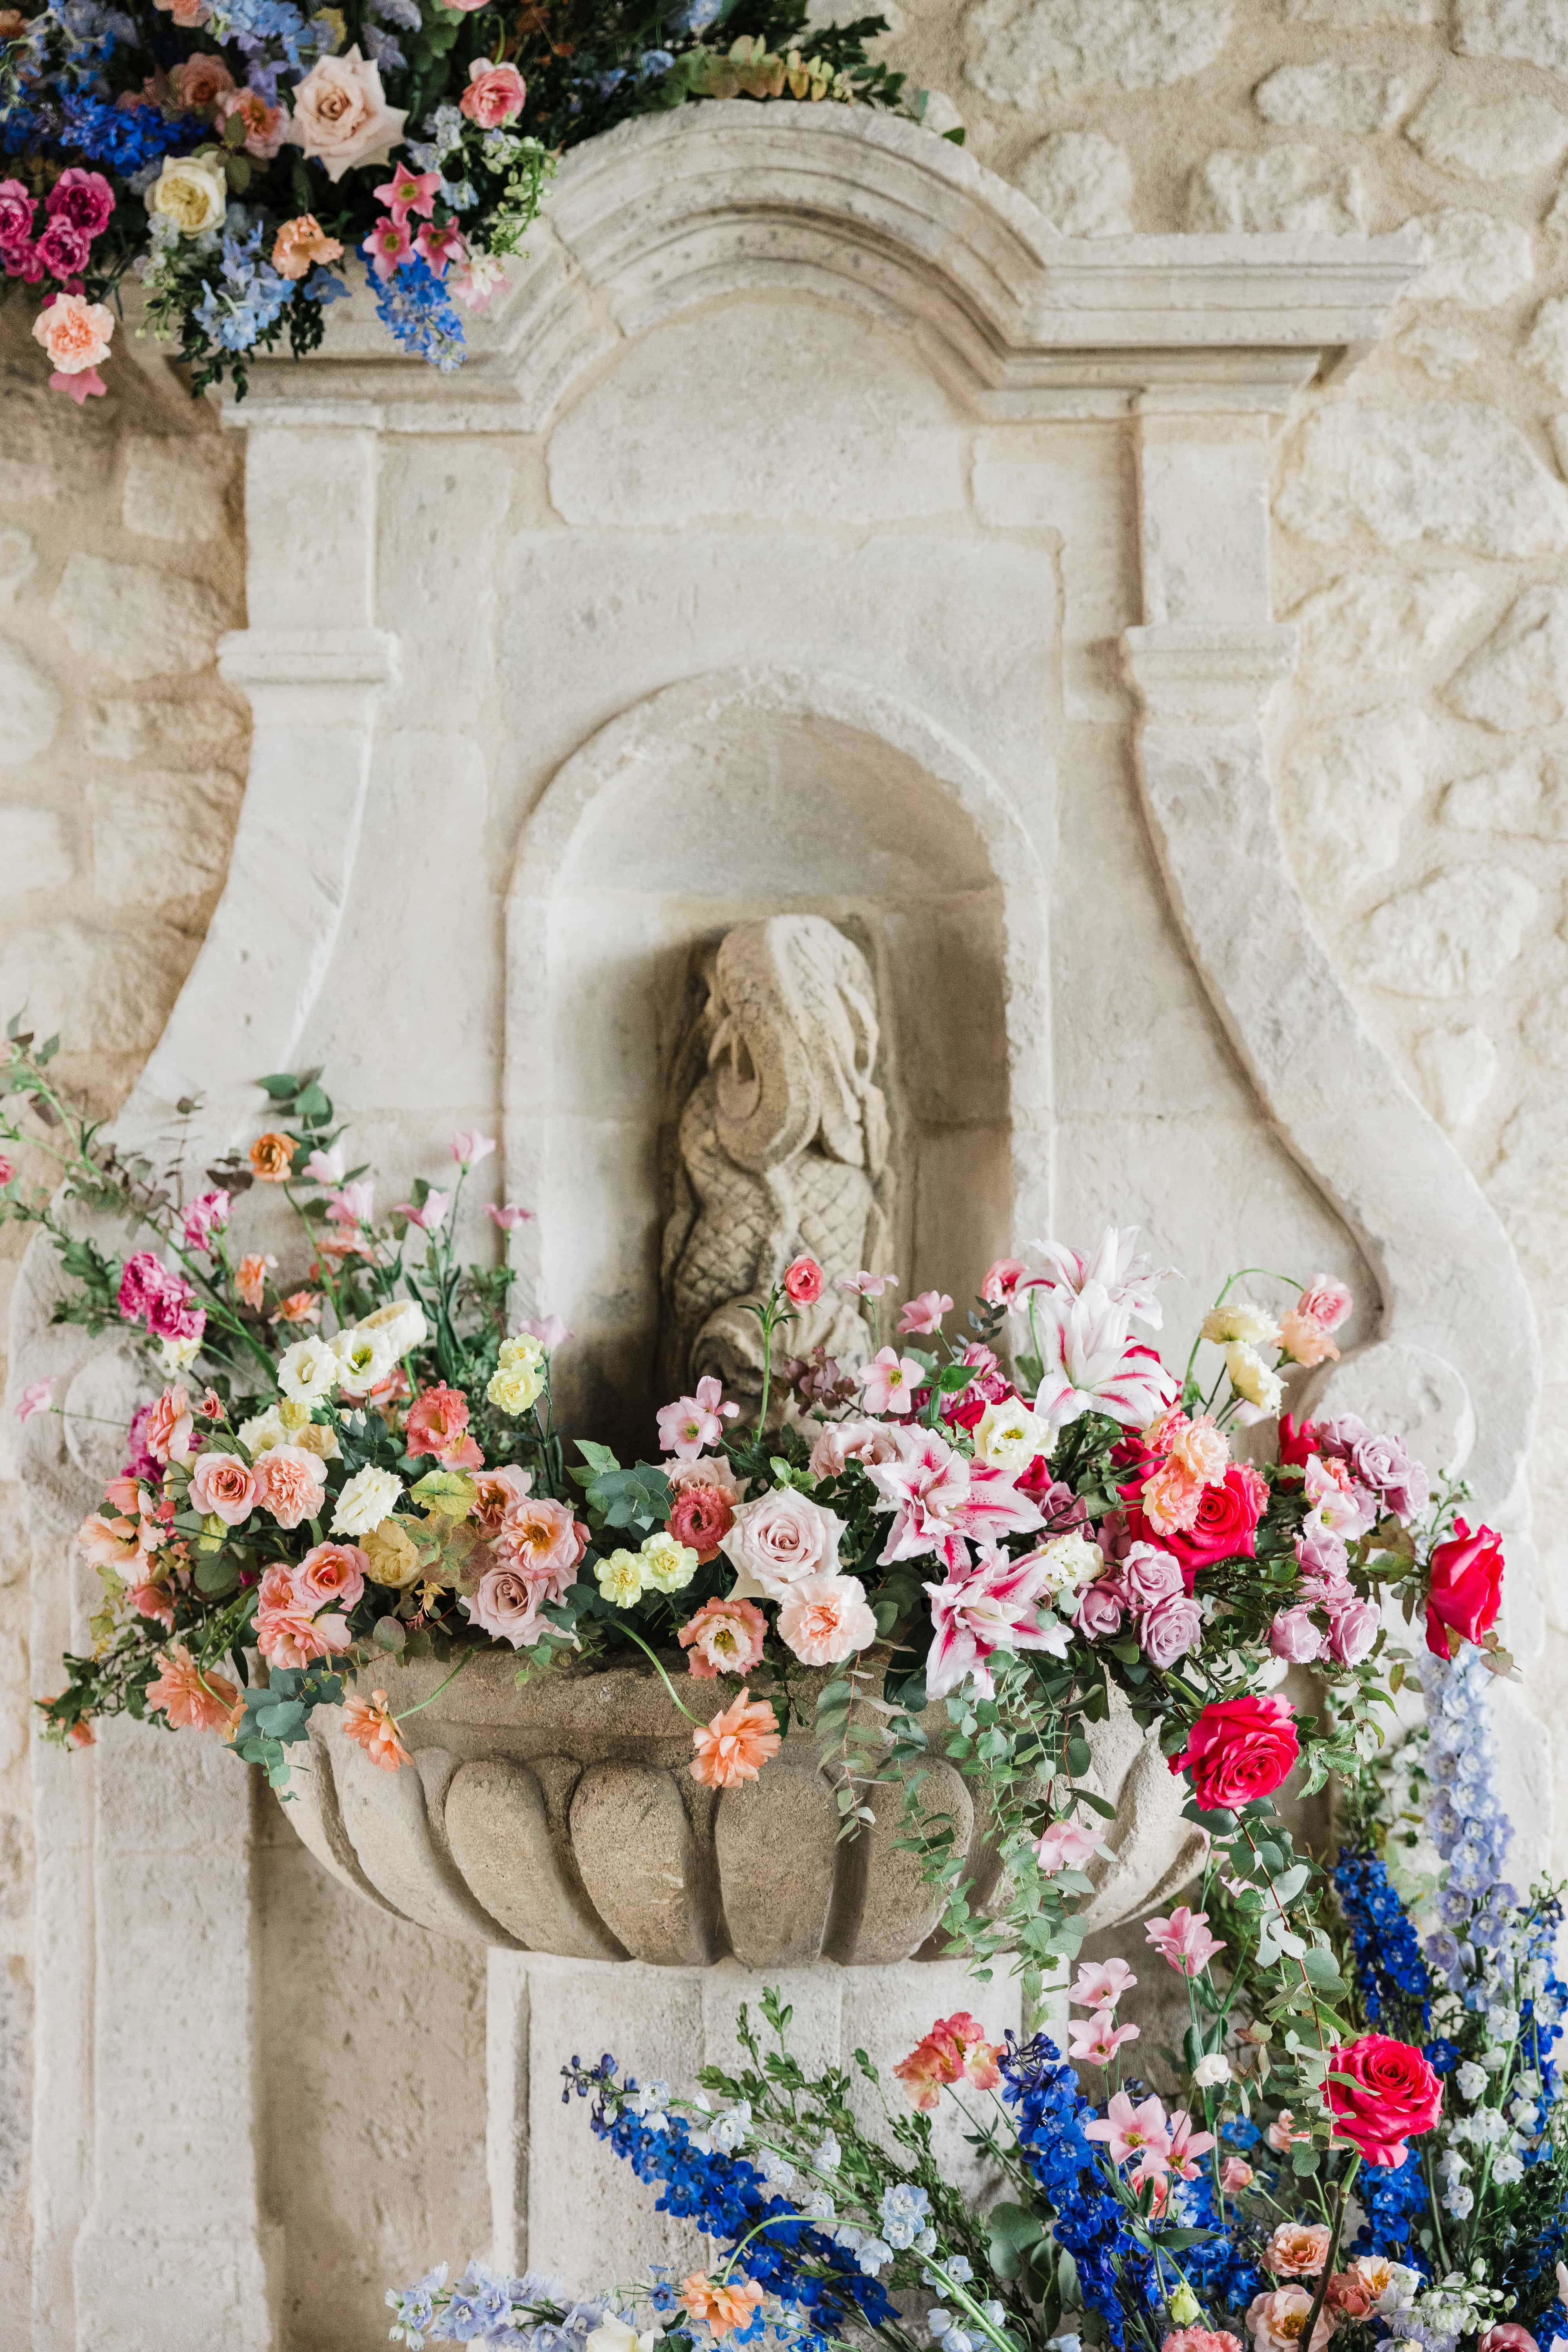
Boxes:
[281,1652,1203,1964]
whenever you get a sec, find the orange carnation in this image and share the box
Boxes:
[146,1643,240,1732]
[689,1689,781,1788]
[249,1131,296,1182]
[341,1688,410,1773]
[681,2274,765,2340]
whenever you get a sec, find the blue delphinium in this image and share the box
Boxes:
[192,206,293,353]
[998,2033,1152,2348]
[1333,1851,1431,2032]
[370,253,467,371]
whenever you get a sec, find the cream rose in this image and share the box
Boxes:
[719,1487,844,1601]
[146,151,228,236]
[356,1296,428,1357]
[1224,1341,1283,1416]
[362,1518,424,1590]
[330,1464,403,1538]
[287,46,408,182]
[330,1323,398,1398]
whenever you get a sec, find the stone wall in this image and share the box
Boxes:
[3,0,1568,2337]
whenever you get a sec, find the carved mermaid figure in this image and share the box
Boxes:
[659,915,897,1410]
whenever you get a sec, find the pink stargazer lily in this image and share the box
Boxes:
[657,1376,738,1462]
[1085,2090,1173,2172]
[374,161,441,221]
[857,1347,924,1416]
[1067,2009,1140,2065]
[1031,1281,1177,1436]
[1144,1905,1225,1980]
[1166,2108,1217,2180]
[1069,1956,1137,2009]
[1025,1225,1170,1330]
[922,1541,1071,1700]
[870,1432,1043,1574]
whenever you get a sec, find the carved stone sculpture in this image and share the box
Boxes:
[659,915,896,1407]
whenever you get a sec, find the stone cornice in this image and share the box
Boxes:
[219,103,1422,432]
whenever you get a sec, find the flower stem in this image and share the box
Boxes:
[1299,2155,1357,2352]
[391,1644,477,1723]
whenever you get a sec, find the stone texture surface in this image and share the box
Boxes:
[1287,568,1485,677]
[121,436,235,544]
[1444,757,1568,838]
[49,555,227,683]
[1012,129,1134,232]
[1405,82,1568,181]
[1186,144,1367,232]
[1524,296,1568,397]
[0,639,60,767]
[964,0,1232,105]
[1254,63,1408,134]
[1397,319,1485,379]
[1455,0,1568,74]
[0,810,73,899]
[1448,588,1568,729]
[1354,864,1539,996]
[1286,708,1441,871]
[1276,403,1568,557]
[1415,1023,1500,1129]
[1406,208,1535,308]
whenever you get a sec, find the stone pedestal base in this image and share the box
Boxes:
[487,1954,1035,2292]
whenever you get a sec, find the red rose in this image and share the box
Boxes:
[1326,2033,1442,2168]
[1278,1414,1319,1470]
[667,1483,735,1564]
[1425,1517,1504,1659]
[1128,1463,1263,1589]
[1170,1692,1299,1811]
[782,1254,824,1306]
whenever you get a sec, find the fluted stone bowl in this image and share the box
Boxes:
[281,1653,1203,1963]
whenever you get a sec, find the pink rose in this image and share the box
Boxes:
[678,1594,767,1679]
[287,46,408,181]
[1325,2032,1442,2167]
[981,1257,1026,1307]
[465,1561,549,1648]
[250,1444,327,1530]
[34,214,89,278]
[807,1419,921,1477]
[168,52,234,109]
[719,1487,844,1600]
[294,1540,368,1610]
[1296,1274,1352,1334]
[1325,1594,1379,1666]
[1479,2329,1539,2352]
[254,1564,350,1669]
[1268,1605,1327,1665]
[45,166,113,235]
[470,1462,533,1532]
[1425,1517,1504,1659]
[32,289,113,375]
[189,1450,256,1527]
[1074,1580,1124,1639]
[777,1570,877,1666]
[1139,1591,1202,1667]
[1121,1541,1185,1610]
[1171,1693,1299,1812]
[459,55,526,122]
[144,1384,194,1466]
[495,1495,586,1599]
[782,1253,824,1305]
[216,85,287,157]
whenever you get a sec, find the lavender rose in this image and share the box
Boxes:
[1268,1605,1327,1666]
[1347,1430,1429,1521]
[1122,1541,1185,1610]
[1139,1592,1202,1667]
[1074,1580,1124,1640]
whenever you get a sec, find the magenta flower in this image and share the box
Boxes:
[871,1434,1043,1576]
[1143,1905,1225,1980]
[15,1379,54,1422]
[921,1540,1070,1700]
[181,1189,230,1254]
[897,1288,953,1336]
[34,216,91,279]
[45,167,114,236]
[361,216,412,281]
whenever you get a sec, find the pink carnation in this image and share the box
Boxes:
[777,1570,877,1666]
[250,1444,327,1530]
[459,56,526,124]
[678,1594,767,1679]
[46,166,114,235]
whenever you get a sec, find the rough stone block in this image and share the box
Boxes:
[1447,588,1568,729]
[964,0,1231,105]
[713,1764,838,1965]
[0,807,73,898]
[568,1765,713,1964]
[0,917,194,1055]
[0,379,113,503]
[1406,82,1568,181]
[1397,320,1484,381]
[1012,129,1134,234]
[0,637,60,767]
[84,692,249,765]
[122,434,236,543]
[1255,63,1409,134]
[1284,0,1433,16]
[87,769,240,904]
[1276,404,1568,558]
[1524,295,1568,396]
[49,554,227,683]
[1286,709,1441,873]
[1414,1023,1499,1129]
[1443,757,1568,837]
[1522,978,1568,1068]
[0,527,36,605]
[1186,145,1367,234]
[1287,569,1485,678]
[1355,863,1539,996]
[1405,208,1535,308]
[1455,0,1568,74]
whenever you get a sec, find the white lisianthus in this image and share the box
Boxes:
[330,1323,398,1397]
[1031,1530,1102,1599]
[277,1336,340,1405]
[1192,2052,1231,2087]
[330,1463,403,1537]
[586,2322,661,2352]
[160,1332,202,1371]
[1201,1301,1280,1348]
[356,1296,428,1359]
[1223,1341,1283,1416]
[972,1396,1050,1472]
[238,1405,289,1455]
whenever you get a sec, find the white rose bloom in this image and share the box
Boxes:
[238,1405,289,1455]
[330,1324,397,1397]
[1223,1341,1283,1414]
[1201,1302,1280,1348]
[1032,1530,1102,1598]
[356,1296,428,1358]
[1192,2051,1231,2087]
[277,1336,340,1405]
[330,1464,403,1537]
[160,1332,202,1371]
[972,1397,1050,1472]
[586,2323,660,2352]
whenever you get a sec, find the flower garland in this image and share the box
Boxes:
[0,0,917,398]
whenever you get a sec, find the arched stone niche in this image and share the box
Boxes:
[506,670,1041,1441]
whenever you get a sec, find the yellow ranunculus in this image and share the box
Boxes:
[487,1357,544,1416]
[147,153,229,237]
[595,1549,645,1608]
[639,1530,697,1595]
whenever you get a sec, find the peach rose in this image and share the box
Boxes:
[777,1570,877,1666]
[287,47,408,182]
[465,1560,549,1648]
[470,1462,532,1532]
[459,55,526,125]
[249,1131,296,1181]
[250,1443,327,1530]
[152,0,212,25]
[719,1486,844,1600]
[807,1417,922,1478]
[294,1540,368,1610]
[146,1644,239,1731]
[666,1453,746,1501]
[271,212,345,280]
[33,290,114,376]
[1140,1458,1203,1535]
[254,1563,350,1669]
[1264,2224,1332,2278]
[495,1494,586,1597]
[145,1383,194,1465]
[215,85,286,156]
[189,1450,257,1527]
[169,51,234,108]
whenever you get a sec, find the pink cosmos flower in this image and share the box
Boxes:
[301,1142,346,1184]
[375,160,442,221]
[1069,1956,1136,2008]
[898,1289,953,1336]
[1032,1282,1178,1436]
[1085,2089,1172,2171]
[923,1541,1071,1700]
[856,1346,925,1416]
[518,1313,570,1348]
[1145,1906,1225,1979]
[1068,2009,1140,2065]
[777,1570,878,1666]
[487,1203,534,1230]
[15,1379,54,1422]
[837,1270,899,1298]
[450,1127,495,1165]
[395,1189,449,1231]
[1037,1818,1103,1876]
[362,215,412,280]
[657,1375,739,1461]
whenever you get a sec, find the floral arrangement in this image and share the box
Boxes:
[387,1662,1566,2352]
[3,1029,1511,2015]
[0,0,916,398]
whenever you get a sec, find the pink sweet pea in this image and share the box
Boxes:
[451,1128,495,1166]
[857,1346,925,1416]
[922,1541,1071,1700]
[1037,1818,1104,1876]
[838,1270,898,1297]
[395,1190,449,1231]
[362,215,412,280]
[487,1203,534,1230]
[1069,1956,1136,2008]
[301,1142,346,1184]
[1145,1906,1225,1979]
[1032,1281,1177,1436]
[15,1379,54,1421]
[374,161,441,221]
[657,1375,738,1461]
[898,1289,953,1336]
[1068,2009,1140,2065]
[519,1313,571,1348]
[1084,2090,1172,2171]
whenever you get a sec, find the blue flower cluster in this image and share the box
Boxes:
[1173,2168,1264,2319]
[1421,1649,1517,1976]
[192,207,293,352]
[1333,1851,1431,2032]
[998,2033,1153,2348]
[370,254,467,372]
[1352,2137,1431,2268]
[208,0,316,99]
[566,2055,895,2352]
[386,2259,606,2350]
